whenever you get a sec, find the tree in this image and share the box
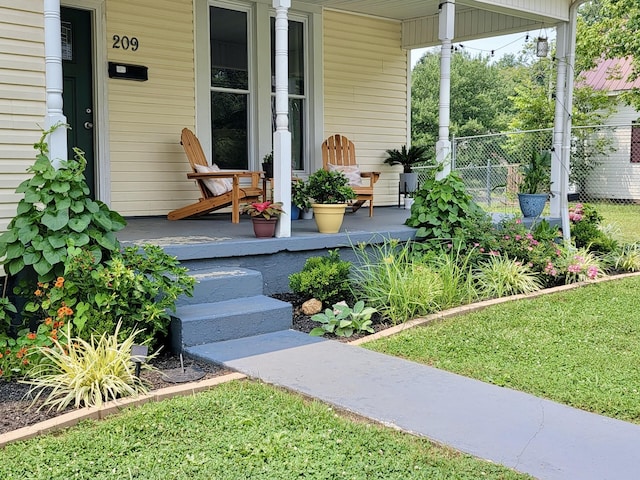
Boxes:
[411,51,518,151]
[577,0,640,109]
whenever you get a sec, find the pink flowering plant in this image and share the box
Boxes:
[242,201,285,220]
[556,247,604,284]
[568,203,618,253]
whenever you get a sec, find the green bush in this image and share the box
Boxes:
[289,250,351,304]
[570,203,618,253]
[40,245,195,350]
[405,172,489,251]
[0,126,125,283]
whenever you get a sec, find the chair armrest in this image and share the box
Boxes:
[187,171,260,180]
[360,171,381,184]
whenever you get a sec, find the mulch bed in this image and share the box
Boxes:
[0,293,391,437]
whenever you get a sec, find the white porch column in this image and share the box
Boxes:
[559,1,586,242]
[273,0,291,238]
[44,0,67,168]
[550,23,568,218]
[436,0,455,180]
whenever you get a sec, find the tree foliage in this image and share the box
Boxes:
[577,0,640,109]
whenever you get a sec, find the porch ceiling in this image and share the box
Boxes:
[301,0,571,49]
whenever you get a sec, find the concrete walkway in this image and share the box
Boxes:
[188,330,640,480]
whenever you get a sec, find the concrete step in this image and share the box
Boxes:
[170,295,292,351]
[178,266,264,306]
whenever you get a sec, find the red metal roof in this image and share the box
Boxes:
[581,57,640,92]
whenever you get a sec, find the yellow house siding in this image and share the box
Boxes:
[107,0,196,216]
[0,2,45,230]
[323,10,408,206]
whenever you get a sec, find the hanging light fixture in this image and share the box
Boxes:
[536,36,549,57]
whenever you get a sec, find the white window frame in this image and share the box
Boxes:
[195,0,322,172]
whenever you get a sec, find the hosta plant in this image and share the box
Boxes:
[23,322,156,411]
[310,300,376,337]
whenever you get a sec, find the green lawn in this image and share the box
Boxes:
[0,380,529,479]
[595,202,640,243]
[365,276,640,423]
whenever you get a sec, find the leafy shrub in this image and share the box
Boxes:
[474,256,543,299]
[351,239,442,323]
[310,301,376,337]
[569,203,618,253]
[289,250,351,304]
[23,245,196,350]
[305,169,356,204]
[24,322,156,411]
[405,173,489,250]
[0,126,125,282]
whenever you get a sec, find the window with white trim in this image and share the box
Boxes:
[270,16,307,171]
[210,5,250,169]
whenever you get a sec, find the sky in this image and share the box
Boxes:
[410,31,556,68]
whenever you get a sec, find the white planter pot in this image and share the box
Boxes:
[404,197,415,210]
[302,207,313,219]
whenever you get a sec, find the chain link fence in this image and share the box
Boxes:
[413,125,640,242]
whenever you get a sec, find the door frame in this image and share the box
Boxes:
[61,0,110,205]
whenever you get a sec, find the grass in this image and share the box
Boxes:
[595,202,640,243]
[0,380,529,479]
[365,276,640,423]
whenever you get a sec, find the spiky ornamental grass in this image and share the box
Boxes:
[23,322,155,411]
[474,255,543,299]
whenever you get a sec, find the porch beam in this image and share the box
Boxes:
[273,0,292,238]
[44,0,67,168]
[436,0,455,179]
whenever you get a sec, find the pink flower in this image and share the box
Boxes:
[515,235,522,241]
[504,235,510,240]
[587,266,599,279]
[489,250,500,256]
[515,218,522,224]
[568,264,581,273]
[479,247,485,253]
[253,201,271,213]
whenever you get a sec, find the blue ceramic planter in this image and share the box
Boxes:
[518,193,548,218]
[291,204,301,220]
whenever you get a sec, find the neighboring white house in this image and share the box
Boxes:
[1,0,583,234]
[580,57,640,201]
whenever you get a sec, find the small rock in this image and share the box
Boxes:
[302,298,322,315]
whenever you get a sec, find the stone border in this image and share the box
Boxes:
[349,271,640,346]
[0,372,246,448]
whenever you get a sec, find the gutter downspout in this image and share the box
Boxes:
[560,0,587,242]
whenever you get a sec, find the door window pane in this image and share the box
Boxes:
[212,92,247,169]
[210,7,248,90]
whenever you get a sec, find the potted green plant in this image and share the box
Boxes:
[262,152,273,179]
[306,170,356,233]
[241,201,284,238]
[518,150,551,217]
[291,178,310,220]
[384,144,429,194]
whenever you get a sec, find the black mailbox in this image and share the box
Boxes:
[108,62,148,81]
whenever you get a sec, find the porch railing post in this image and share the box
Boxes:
[44,0,67,168]
[550,23,568,219]
[273,0,292,238]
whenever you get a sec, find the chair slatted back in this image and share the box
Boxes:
[181,128,211,198]
[322,134,357,169]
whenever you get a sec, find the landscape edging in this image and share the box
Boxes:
[0,372,246,448]
[349,271,640,346]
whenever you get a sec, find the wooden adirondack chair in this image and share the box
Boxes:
[167,128,264,223]
[321,134,380,216]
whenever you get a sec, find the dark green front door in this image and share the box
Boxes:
[61,7,95,199]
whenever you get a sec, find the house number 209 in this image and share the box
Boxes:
[112,35,139,51]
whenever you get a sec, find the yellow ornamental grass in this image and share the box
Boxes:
[23,321,156,411]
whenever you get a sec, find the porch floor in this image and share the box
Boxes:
[117,206,416,260]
